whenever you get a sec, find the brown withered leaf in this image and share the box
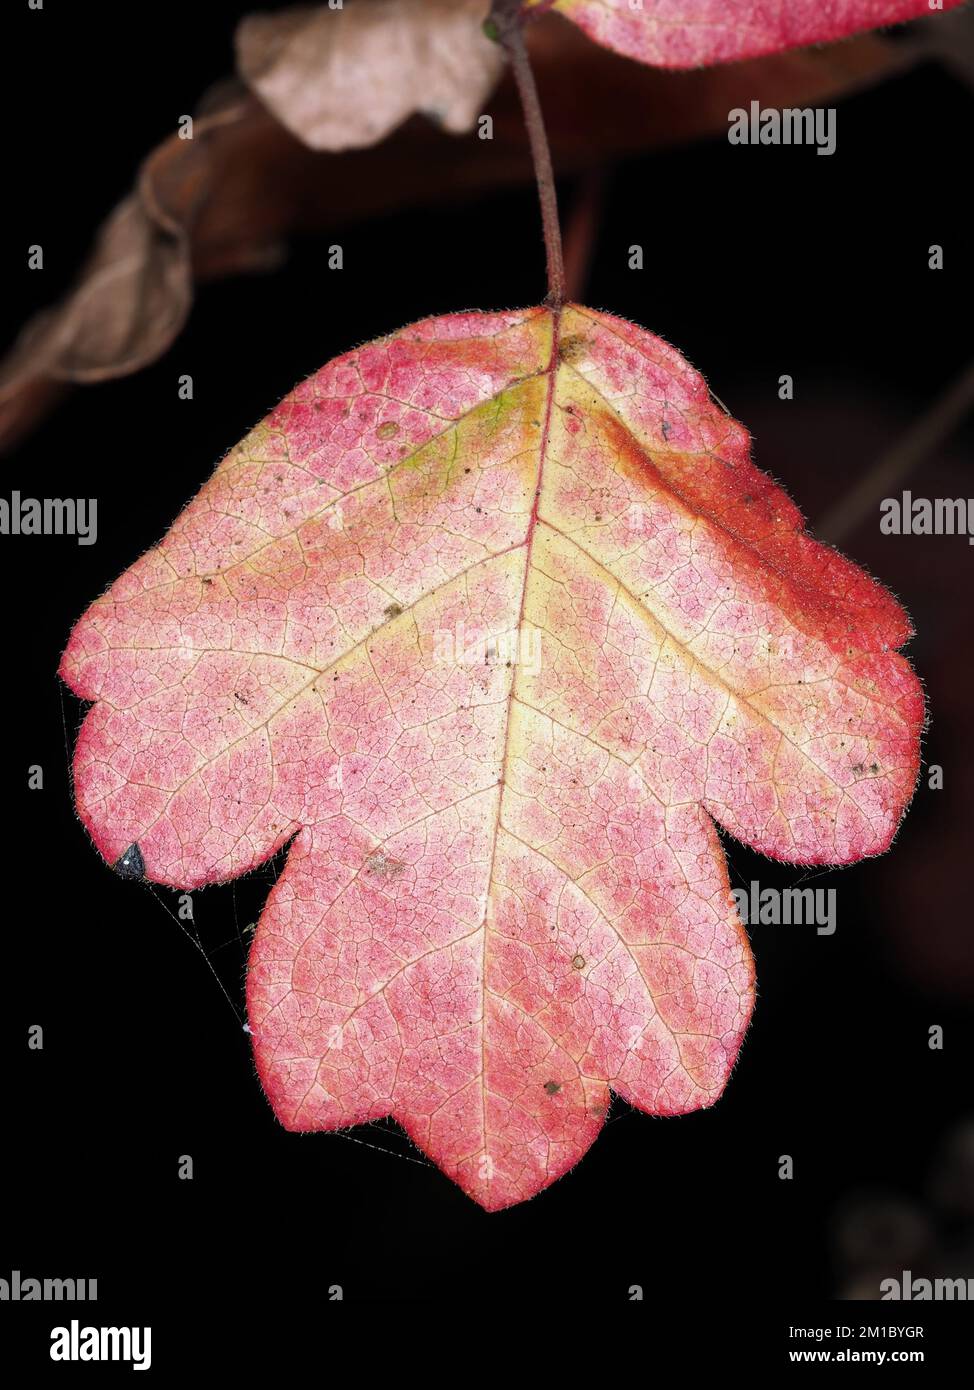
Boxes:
[0,15,913,452]
[6,199,189,386]
[237,0,505,151]
[0,88,282,453]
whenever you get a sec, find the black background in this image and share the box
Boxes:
[2,0,972,1361]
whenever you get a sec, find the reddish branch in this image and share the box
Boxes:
[489,0,566,306]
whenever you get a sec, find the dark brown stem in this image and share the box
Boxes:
[489,0,565,306]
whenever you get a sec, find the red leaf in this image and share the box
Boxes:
[61,306,922,1208]
[533,0,961,67]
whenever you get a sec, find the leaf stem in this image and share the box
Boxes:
[489,0,566,307]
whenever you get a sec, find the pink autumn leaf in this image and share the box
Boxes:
[528,0,962,68]
[60,306,923,1209]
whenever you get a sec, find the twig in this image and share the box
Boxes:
[489,0,565,306]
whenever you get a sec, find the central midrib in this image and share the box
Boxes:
[475,304,563,1191]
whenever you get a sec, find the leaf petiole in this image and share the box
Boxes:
[488,0,566,306]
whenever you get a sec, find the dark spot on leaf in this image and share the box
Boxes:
[384,602,403,618]
[365,850,406,877]
[558,334,585,364]
[114,842,145,881]
[544,1080,561,1095]
[571,954,586,970]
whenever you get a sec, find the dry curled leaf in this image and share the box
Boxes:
[4,198,190,385]
[236,0,505,151]
[0,86,283,451]
[531,0,962,66]
[61,304,922,1208]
